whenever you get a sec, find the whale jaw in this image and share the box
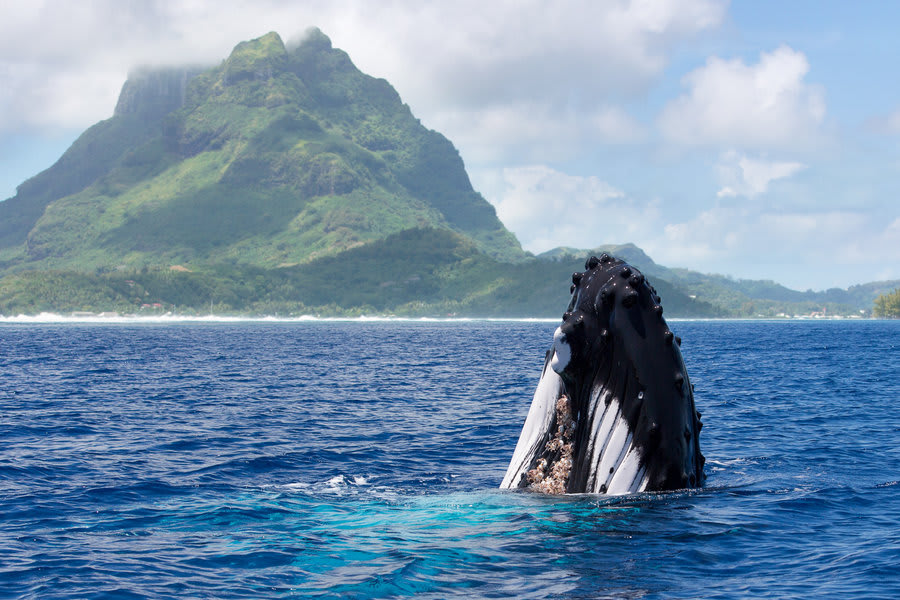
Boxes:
[501,254,705,495]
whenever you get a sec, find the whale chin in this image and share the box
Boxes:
[501,254,705,495]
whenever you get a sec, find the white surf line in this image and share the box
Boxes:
[0,313,563,324]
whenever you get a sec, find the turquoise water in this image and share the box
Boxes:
[1,320,899,598]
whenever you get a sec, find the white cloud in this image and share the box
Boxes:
[886,110,900,134]
[485,165,662,253]
[659,206,743,264]
[430,103,645,165]
[867,106,900,135]
[624,0,726,34]
[0,0,726,151]
[658,45,826,150]
[481,162,900,289]
[336,0,727,108]
[654,204,900,289]
[591,106,648,144]
[716,151,806,198]
[0,1,244,132]
[372,0,723,163]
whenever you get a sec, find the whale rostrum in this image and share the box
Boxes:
[501,253,705,494]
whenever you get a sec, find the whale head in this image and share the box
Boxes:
[501,254,705,494]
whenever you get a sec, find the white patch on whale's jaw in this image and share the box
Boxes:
[549,327,570,374]
[500,358,564,489]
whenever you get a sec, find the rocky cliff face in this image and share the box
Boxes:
[114,67,203,119]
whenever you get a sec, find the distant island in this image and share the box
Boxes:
[0,30,896,318]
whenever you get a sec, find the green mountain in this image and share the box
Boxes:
[0,30,524,274]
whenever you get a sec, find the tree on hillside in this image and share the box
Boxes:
[873,288,900,318]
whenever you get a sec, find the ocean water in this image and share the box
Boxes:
[1,319,898,599]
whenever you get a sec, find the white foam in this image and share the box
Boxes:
[0,312,315,324]
[283,482,310,490]
[278,474,373,497]
[326,475,346,487]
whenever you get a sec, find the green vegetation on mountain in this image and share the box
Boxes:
[873,288,900,318]
[0,227,717,317]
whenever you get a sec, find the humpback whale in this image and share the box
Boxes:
[501,253,705,494]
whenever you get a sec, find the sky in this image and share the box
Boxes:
[2,0,899,291]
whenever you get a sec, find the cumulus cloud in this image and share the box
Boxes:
[353,0,728,107]
[866,106,900,135]
[591,106,648,144]
[478,159,899,289]
[372,0,724,163]
[655,205,900,289]
[0,1,243,132]
[716,151,806,198]
[484,165,661,252]
[658,45,826,150]
[430,103,645,164]
[0,0,726,151]
[886,110,900,134]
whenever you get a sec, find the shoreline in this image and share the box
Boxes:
[0,312,881,324]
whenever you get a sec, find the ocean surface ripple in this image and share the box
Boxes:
[1,320,899,599]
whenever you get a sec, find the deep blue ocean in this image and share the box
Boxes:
[1,318,898,599]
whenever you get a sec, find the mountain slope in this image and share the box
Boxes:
[0,30,524,273]
[0,227,718,317]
